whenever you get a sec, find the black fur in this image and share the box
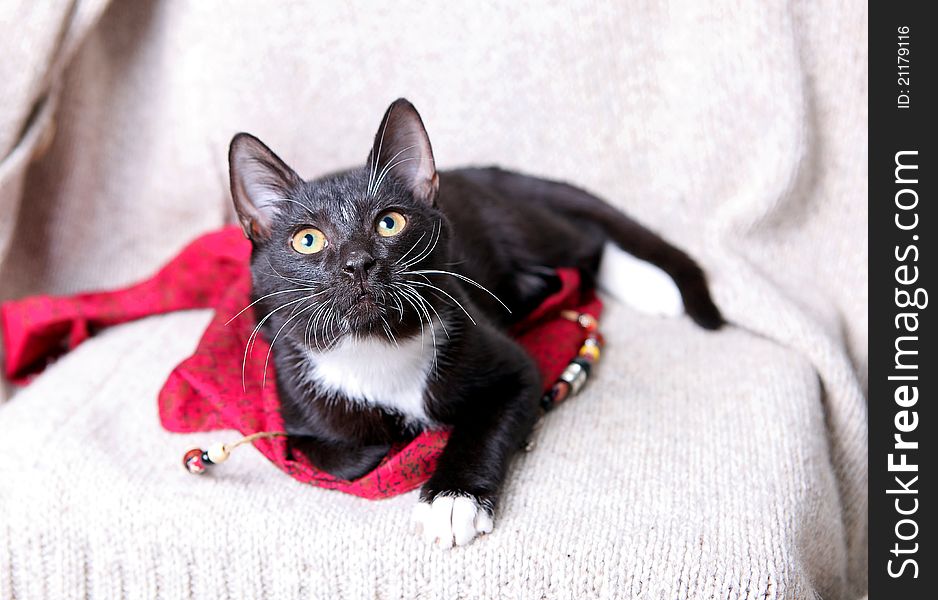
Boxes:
[228,98,722,517]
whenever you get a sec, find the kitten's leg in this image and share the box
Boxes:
[288,436,390,481]
[277,367,392,481]
[414,342,541,548]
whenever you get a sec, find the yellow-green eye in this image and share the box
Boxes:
[376,211,406,237]
[291,227,327,254]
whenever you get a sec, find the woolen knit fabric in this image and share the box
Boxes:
[0,1,867,598]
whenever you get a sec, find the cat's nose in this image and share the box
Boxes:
[343,250,376,280]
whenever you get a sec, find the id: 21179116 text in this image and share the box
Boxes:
[897,26,910,109]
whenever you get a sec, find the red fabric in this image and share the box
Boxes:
[1,226,601,499]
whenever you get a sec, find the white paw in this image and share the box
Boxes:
[412,494,494,548]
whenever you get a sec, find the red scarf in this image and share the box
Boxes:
[1,226,601,499]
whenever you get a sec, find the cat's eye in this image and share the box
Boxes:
[376,211,406,237]
[291,227,328,254]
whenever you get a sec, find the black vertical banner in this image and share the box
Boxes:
[869,2,935,596]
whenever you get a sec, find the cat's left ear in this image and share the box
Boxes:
[229,133,302,241]
[366,98,439,205]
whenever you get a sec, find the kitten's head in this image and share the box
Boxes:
[229,99,449,348]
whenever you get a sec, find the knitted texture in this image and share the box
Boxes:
[0,1,867,598]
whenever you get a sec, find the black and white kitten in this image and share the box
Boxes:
[228,99,722,548]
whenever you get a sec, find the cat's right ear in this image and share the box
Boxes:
[366,99,438,205]
[228,133,302,241]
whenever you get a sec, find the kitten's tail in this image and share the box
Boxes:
[595,218,723,330]
[540,181,724,330]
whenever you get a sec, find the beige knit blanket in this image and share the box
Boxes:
[0,1,867,598]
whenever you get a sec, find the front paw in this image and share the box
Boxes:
[412,493,494,548]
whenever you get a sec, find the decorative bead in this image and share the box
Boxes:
[559,362,579,385]
[571,357,592,376]
[552,381,571,404]
[531,312,603,437]
[184,448,206,474]
[540,389,556,412]
[577,314,598,332]
[542,381,571,411]
[560,361,589,395]
[578,344,601,362]
[206,442,230,464]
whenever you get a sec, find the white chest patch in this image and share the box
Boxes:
[303,333,436,425]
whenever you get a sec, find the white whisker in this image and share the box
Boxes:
[401,220,441,270]
[241,295,309,391]
[372,156,433,196]
[371,144,419,196]
[368,104,395,195]
[393,231,427,266]
[310,302,331,349]
[264,257,321,286]
[404,269,511,313]
[396,285,439,372]
[225,287,318,325]
[304,306,317,349]
[279,197,317,218]
[396,287,426,340]
[401,284,451,339]
[401,279,469,327]
[261,301,319,387]
[379,315,400,348]
[389,289,405,320]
